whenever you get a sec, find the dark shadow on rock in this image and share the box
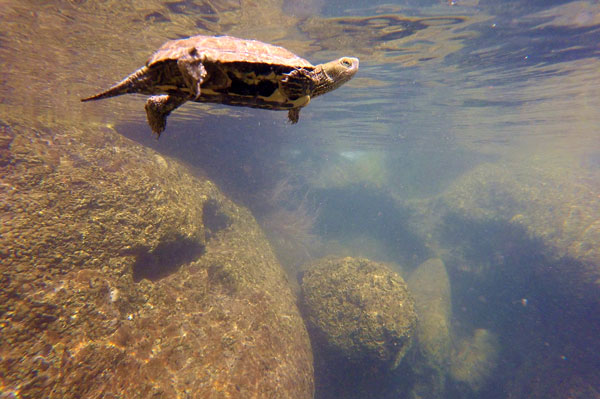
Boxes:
[131,235,205,282]
[203,199,231,241]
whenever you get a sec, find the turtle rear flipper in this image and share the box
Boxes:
[288,108,300,124]
[145,95,188,138]
[177,49,207,100]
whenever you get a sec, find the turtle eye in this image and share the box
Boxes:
[341,59,352,68]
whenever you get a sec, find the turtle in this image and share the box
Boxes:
[81,34,359,138]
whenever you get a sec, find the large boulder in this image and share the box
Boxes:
[410,160,600,397]
[0,120,314,398]
[437,161,600,303]
[300,257,416,369]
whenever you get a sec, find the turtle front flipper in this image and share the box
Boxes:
[281,68,314,100]
[177,48,207,100]
[287,95,310,124]
[145,94,188,138]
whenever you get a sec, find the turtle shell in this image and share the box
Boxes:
[147,35,314,69]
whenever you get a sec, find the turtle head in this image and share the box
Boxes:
[312,57,359,97]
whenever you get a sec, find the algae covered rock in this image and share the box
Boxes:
[0,121,313,398]
[300,256,416,369]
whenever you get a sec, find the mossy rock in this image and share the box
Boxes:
[0,120,314,399]
[300,256,416,369]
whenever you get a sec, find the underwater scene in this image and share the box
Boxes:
[1,0,599,398]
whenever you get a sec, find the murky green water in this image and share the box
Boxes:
[1,1,599,398]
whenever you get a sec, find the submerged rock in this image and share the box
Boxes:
[438,161,600,303]
[408,258,500,397]
[300,256,416,369]
[450,328,499,392]
[407,258,452,368]
[0,121,314,398]
[406,258,452,399]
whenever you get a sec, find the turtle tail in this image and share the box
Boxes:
[81,66,151,102]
